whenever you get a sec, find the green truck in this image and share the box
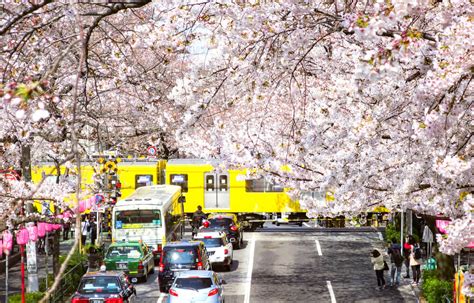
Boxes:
[104,241,155,283]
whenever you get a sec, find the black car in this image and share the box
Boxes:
[158,240,211,293]
[207,213,244,249]
[71,270,136,303]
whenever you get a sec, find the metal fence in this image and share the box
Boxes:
[49,262,87,303]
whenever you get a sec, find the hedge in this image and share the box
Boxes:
[8,292,44,303]
[421,269,453,303]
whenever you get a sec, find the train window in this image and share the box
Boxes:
[170,174,188,192]
[135,174,153,188]
[219,175,228,192]
[206,175,215,191]
[245,178,284,192]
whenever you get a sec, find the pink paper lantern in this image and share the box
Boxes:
[3,230,13,253]
[16,228,29,245]
[63,211,72,219]
[0,240,3,257]
[78,200,86,213]
[38,222,46,237]
[45,223,53,232]
[85,197,92,210]
[52,224,62,231]
[56,214,64,219]
[27,225,38,242]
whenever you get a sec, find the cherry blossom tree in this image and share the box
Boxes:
[1,0,472,275]
[164,0,473,254]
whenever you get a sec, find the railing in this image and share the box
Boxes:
[49,262,87,303]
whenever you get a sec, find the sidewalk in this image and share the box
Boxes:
[0,238,75,303]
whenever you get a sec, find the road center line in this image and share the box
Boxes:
[244,234,256,303]
[157,292,166,303]
[326,280,337,303]
[315,239,322,256]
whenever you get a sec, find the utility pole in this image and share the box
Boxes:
[21,144,39,292]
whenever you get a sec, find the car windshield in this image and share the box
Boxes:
[197,238,223,248]
[164,248,197,264]
[208,218,233,229]
[174,277,213,290]
[106,246,142,258]
[78,276,121,294]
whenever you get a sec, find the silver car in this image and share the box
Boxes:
[168,270,225,303]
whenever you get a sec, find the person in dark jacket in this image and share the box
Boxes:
[191,206,206,237]
[89,217,97,246]
[387,238,404,286]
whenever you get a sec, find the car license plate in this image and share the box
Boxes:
[116,262,128,270]
[208,251,215,256]
[89,299,103,303]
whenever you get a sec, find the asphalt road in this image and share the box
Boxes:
[132,223,418,303]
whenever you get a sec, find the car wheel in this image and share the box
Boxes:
[276,222,280,226]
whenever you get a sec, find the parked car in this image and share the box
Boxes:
[158,241,211,293]
[104,241,154,283]
[194,230,233,271]
[206,213,244,249]
[168,270,225,303]
[71,269,136,303]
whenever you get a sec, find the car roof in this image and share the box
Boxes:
[109,241,142,247]
[194,231,226,238]
[164,240,203,247]
[175,270,215,278]
[82,271,123,278]
[208,213,236,220]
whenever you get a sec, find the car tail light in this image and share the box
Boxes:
[230,225,238,231]
[105,298,123,303]
[224,249,228,254]
[169,289,179,297]
[159,263,165,272]
[208,288,219,296]
[71,299,89,303]
[138,261,144,270]
[197,261,203,270]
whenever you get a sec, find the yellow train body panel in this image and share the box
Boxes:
[164,159,304,214]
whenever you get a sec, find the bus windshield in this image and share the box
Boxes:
[115,209,162,228]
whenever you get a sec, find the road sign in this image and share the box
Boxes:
[147,146,157,156]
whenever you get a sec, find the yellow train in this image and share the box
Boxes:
[31,158,389,228]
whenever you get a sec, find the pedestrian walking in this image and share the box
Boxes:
[370,249,386,290]
[387,238,404,287]
[410,243,423,285]
[90,217,97,246]
[403,235,415,278]
[63,221,71,240]
[81,216,90,246]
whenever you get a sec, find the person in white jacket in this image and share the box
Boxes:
[371,249,386,290]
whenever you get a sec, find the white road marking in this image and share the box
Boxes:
[157,292,166,303]
[315,239,322,256]
[244,234,256,303]
[303,222,311,227]
[378,232,383,241]
[326,280,337,303]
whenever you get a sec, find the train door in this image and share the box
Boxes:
[204,173,230,209]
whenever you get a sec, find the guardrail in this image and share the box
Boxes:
[50,262,87,303]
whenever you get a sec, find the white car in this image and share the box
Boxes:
[194,231,233,271]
